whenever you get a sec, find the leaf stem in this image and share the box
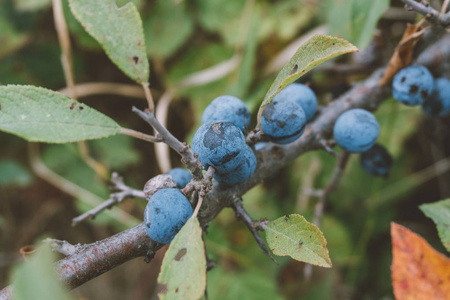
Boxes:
[142,82,155,112]
[120,127,161,143]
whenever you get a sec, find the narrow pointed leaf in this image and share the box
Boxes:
[157,216,206,300]
[0,85,120,143]
[258,35,358,118]
[420,199,450,252]
[69,0,149,83]
[391,222,450,300]
[265,214,332,267]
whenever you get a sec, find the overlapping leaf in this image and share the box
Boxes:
[265,214,332,267]
[157,216,206,300]
[257,35,357,125]
[11,243,73,300]
[391,222,450,300]
[69,0,149,83]
[0,85,120,143]
[420,199,450,252]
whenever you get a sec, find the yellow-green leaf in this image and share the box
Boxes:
[157,216,206,300]
[257,35,358,125]
[69,0,149,83]
[265,214,332,267]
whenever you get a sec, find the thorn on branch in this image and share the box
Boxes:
[232,198,278,265]
[44,238,82,256]
[319,139,337,156]
[72,173,146,226]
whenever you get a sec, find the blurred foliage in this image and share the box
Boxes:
[10,243,74,300]
[1,0,449,299]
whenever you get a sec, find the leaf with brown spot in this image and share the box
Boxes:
[265,214,331,267]
[157,216,206,300]
[69,0,149,83]
[256,34,358,127]
[391,222,450,300]
[379,23,422,86]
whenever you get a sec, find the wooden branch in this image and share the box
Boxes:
[1,33,449,300]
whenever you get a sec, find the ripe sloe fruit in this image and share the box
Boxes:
[167,168,192,188]
[214,145,256,185]
[392,65,434,106]
[202,95,251,133]
[144,188,193,244]
[192,121,246,173]
[360,144,393,177]
[273,83,318,121]
[422,78,450,117]
[261,99,307,144]
[333,109,379,153]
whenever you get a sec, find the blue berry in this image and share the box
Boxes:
[273,83,318,121]
[167,168,192,188]
[392,65,434,106]
[202,95,251,132]
[333,109,379,153]
[261,99,306,144]
[422,78,450,117]
[144,189,193,244]
[214,145,256,185]
[360,144,393,177]
[192,121,246,173]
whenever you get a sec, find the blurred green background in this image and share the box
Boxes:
[1,0,449,299]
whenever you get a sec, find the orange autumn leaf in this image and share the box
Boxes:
[391,222,450,300]
[379,23,421,86]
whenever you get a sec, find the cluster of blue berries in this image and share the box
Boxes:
[193,95,256,185]
[261,83,317,144]
[392,65,450,116]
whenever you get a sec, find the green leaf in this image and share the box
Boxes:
[11,243,74,300]
[258,35,358,116]
[68,0,149,83]
[327,0,389,50]
[0,85,120,143]
[0,159,32,187]
[144,0,194,58]
[265,214,332,267]
[420,199,450,252]
[351,0,389,50]
[157,216,206,300]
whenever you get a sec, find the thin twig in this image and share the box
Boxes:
[401,0,450,26]
[120,127,162,143]
[232,198,278,264]
[43,238,82,256]
[72,173,146,226]
[142,83,155,112]
[154,91,174,173]
[178,55,242,89]
[245,128,264,146]
[28,144,140,228]
[52,0,76,99]
[132,106,203,179]
[304,151,351,280]
[58,82,147,99]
